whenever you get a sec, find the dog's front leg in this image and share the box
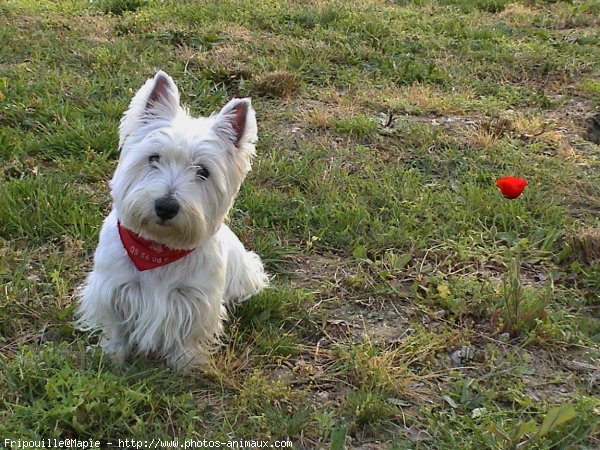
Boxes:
[77,273,133,364]
[163,286,226,370]
[101,282,141,363]
[100,323,132,364]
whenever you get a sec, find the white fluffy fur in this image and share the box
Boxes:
[77,71,268,369]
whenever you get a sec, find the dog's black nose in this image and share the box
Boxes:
[154,197,180,220]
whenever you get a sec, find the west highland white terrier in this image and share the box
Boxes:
[77,71,268,369]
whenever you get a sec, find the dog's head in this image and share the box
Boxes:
[111,71,257,249]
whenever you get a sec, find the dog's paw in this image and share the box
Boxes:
[168,347,208,371]
[100,337,130,365]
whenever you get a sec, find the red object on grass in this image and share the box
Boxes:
[496,177,528,199]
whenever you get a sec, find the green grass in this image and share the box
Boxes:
[2,0,600,448]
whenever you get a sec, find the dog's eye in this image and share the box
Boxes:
[196,166,210,180]
[149,154,160,165]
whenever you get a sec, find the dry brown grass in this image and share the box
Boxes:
[253,70,302,99]
[358,83,475,116]
[567,227,600,265]
[498,4,541,25]
[302,108,334,130]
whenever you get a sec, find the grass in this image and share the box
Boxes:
[1,0,600,447]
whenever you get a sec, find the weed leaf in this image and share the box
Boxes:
[536,404,577,439]
[329,426,347,450]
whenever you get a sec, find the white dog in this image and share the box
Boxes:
[77,71,268,369]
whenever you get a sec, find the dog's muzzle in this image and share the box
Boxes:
[154,196,180,220]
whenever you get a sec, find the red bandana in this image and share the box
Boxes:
[117,221,194,271]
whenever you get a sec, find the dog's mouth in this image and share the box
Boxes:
[133,207,208,250]
[139,218,173,231]
[148,217,174,227]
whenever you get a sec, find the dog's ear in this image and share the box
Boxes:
[119,71,181,148]
[213,98,258,150]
